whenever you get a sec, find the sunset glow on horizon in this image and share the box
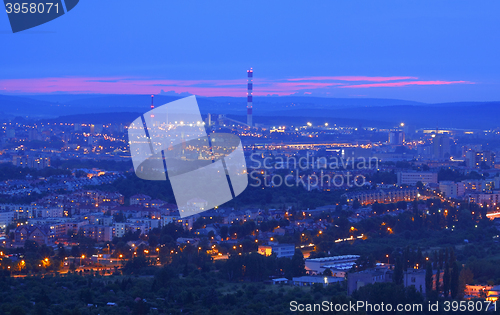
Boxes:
[0,75,475,97]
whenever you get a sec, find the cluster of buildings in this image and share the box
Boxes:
[465,284,500,302]
[0,172,124,197]
[268,254,443,297]
[0,121,129,163]
[0,192,182,246]
[347,188,418,206]
[12,155,51,169]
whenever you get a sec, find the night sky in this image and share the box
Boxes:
[1,0,499,102]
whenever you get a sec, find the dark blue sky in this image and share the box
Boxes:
[1,0,499,102]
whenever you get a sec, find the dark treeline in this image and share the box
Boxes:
[0,164,71,181]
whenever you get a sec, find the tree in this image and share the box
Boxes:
[443,262,450,298]
[155,265,176,288]
[396,201,407,210]
[425,262,433,298]
[10,306,26,315]
[323,268,333,277]
[450,261,460,299]
[393,256,404,286]
[79,288,93,304]
[435,268,441,294]
[219,226,228,240]
[71,246,80,258]
[352,199,361,210]
[57,244,67,261]
[458,268,474,299]
[290,249,305,277]
[74,170,87,178]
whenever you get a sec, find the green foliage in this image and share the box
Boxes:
[51,159,133,172]
[425,262,433,298]
[438,168,483,182]
[0,164,71,181]
[352,282,424,312]
[366,171,397,184]
[393,256,404,285]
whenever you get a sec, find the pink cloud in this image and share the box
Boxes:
[339,80,474,88]
[0,77,338,97]
[0,76,475,97]
[0,77,247,96]
[288,76,418,82]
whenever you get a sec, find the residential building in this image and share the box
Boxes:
[0,211,15,229]
[305,255,360,276]
[397,172,438,186]
[292,276,344,287]
[258,243,296,258]
[439,181,465,198]
[80,225,113,242]
[14,225,55,246]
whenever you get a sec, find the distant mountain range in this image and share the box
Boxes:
[0,94,499,129]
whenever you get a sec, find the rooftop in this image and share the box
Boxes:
[306,255,360,262]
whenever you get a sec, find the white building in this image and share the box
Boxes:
[397,172,438,186]
[305,255,360,276]
[439,181,465,198]
[114,223,126,238]
[0,211,15,229]
[161,215,180,226]
[258,243,296,258]
[292,276,344,287]
[33,207,64,218]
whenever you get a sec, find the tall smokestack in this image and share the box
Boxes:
[150,95,155,118]
[247,68,253,127]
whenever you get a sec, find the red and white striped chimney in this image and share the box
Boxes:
[247,68,253,126]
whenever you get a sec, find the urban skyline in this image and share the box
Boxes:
[1,1,500,314]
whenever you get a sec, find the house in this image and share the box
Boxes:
[305,255,360,275]
[79,225,113,242]
[465,285,492,299]
[487,285,500,302]
[14,224,55,246]
[114,223,126,238]
[130,194,151,205]
[258,243,296,258]
[272,278,289,285]
[0,210,15,229]
[348,267,443,295]
[176,237,200,247]
[194,225,217,236]
[55,220,89,237]
[347,268,390,295]
[147,199,166,208]
[292,276,344,287]
[403,269,427,294]
[127,240,148,248]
